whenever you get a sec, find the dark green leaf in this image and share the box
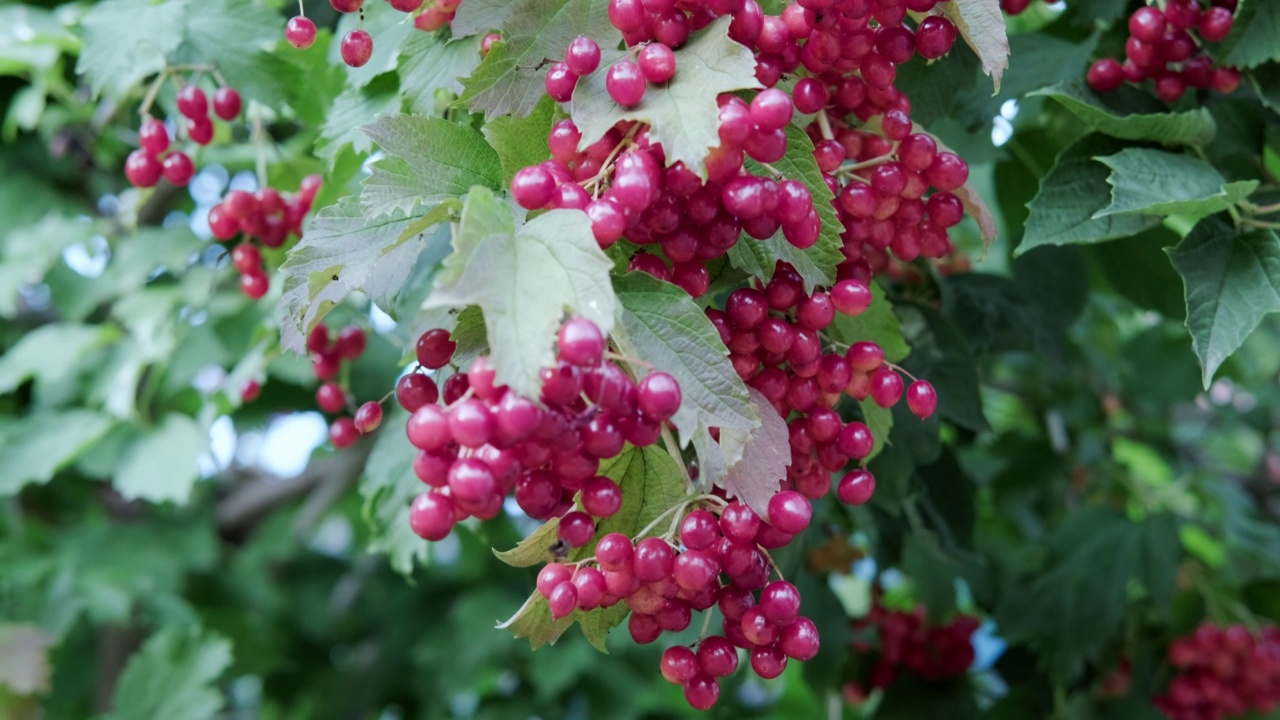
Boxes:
[1167,216,1280,387]
[1090,225,1186,319]
[569,16,760,176]
[895,302,988,432]
[1031,81,1217,147]
[426,188,616,397]
[827,281,910,362]
[1096,147,1258,219]
[1212,0,1280,69]
[1019,133,1161,255]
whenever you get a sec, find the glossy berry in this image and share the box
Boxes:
[316,382,347,414]
[545,62,578,102]
[230,243,261,273]
[161,152,194,186]
[213,87,241,121]
[138,118,170,157]
[906,380,937,419]
[837,469,876,505]
[638,43,676,83]
[331,0,363,11]
[240,270,269,299]
[767,491,811,534]
[187,116,214,145]
[558,316,605,367]
[341,30,374,68]
[564,36,602,76]
[661,646,699,684]
[125,150,162,188]
[606,61,646,106]
[330,416,360,448]
[1087,58,1125,93]
[638,372,681,422]
[511,166,556,209]
[416,328,456,369]
[396,373,439,412]
[409,492,455,540]
[176,85,208,120]
[354,401,383,433]
[286,16,317,49]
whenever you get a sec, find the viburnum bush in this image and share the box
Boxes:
[3,0,1280,716]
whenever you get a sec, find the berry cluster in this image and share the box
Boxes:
[702,263,935,505]
[208,176,323,298]
[405,317,682,540]
[537,494,822,711]
[852,602,978,688]
[125,83,241,190]
[305,323,383,448]
[1155,623,1280,720]
[288,0,466,65]
[1086,0,1240,102]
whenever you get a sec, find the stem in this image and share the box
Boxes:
[138,70,169,119]
[251,103,268,189]
[697,606,714,641]
[886,361,917,382]
[760,546,786,581]
[1241,200,1280,215]
[632,496,692,540]
[1243,219,1280,230]
[581,124,641,194]
[836,152,896,175]
[759,162,785,178]
[603,350,654,369]
[815,111,835,141]
[298,0,306,14]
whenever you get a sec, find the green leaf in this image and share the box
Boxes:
[425,188,617,398]
[170,0,287,105]
[453,0,622,118]
[399,33,484,116]
[939,0,1009,92]
[1167,216,1280,388]
[361,114,503,219]
[1212,0,1280,69]
[569,16,761,177]
[827,281,910,363]
[729,124,845,292]
[859,399,893,463]
[501,444,686,651]
[106,626,232,720]
[720,388,789,521]
[1030,81,1216,147]
[113,414,208,504]
[361,406,428,575]
[0,323,121,396]
[895,302,988,433]
[315,75,400,169]
[280,197,453,353]
[612,272,758,444]
[1095,147,1259,219]
[0,410,115,495]
[76,0,182,99]
[484,95,557,185]
[1018,133,1161,255]
[493,519,562,568]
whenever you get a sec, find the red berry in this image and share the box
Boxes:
[161,152,195,186]
[213,87,242,121]
[286,16,317,49]
[138,118,170,157]
[330,416,360,448]
[125,150,162,188]
[231,243,261,273]
[341,30,374,68]
[606,61,646,107]
[240,270,269,299]
[316,382,347,414]
[354,401,383,433]
[176,85,208,120]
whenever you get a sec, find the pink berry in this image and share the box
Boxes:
[606,61,646,107]
[564,36,602,76]
[354,401,383,433]
[286,16,317,49]
[125,150,162,188]
[341,30,373,68]
[906,379,937,419]
[213,87,241,121]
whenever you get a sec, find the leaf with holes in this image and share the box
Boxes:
[1167,216,1280,388]
[569,16,761,177]
[425,187,616,398]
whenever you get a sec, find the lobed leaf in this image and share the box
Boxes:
[940,0,1010,92]
[569,16,761,177]
[720,388,790,521]
[113,414,208,504]
[361,114,503,219]
[106,626,232,720]
[1167,216,1280,388]
[1095,147,1259,220]
[1030,81,1216,147]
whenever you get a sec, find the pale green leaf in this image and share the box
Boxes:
[0,410,115,495]
[106,626,232,720]
[76,0,182,99]
[425,188,617,397]
[1167,217,1280,387]
[1095,147,1259,219]
[569,16,761,177]
[860,400,893,462]
[360,406,428,575]
[454,0,621,118]
[1018,133,1160,255]
[612,272,758,444]
[0,323,121,395]
[484,95,557,185]
[315,75,400,169]
[114,414,208,504]
[361,114,503,219]
[398,33,483,115]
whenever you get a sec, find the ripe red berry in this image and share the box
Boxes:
[138,118,170,157]
[638,43,676,83]
[213,87,242,120]
[354,401,383,433]
[330,416,360,448]
[230,243,261,273]
[906,379,938,419]
[176,85,208,120]
[416,328,456,369]
[316,382,347,414]
[564,35,602,76]
[125,150,162,188]
[286,16,317,49]
[161,152,195,186]
[1087,58,1126,93]
[240,270,269,299]
[606,61,646,106]
[341,30,374,68]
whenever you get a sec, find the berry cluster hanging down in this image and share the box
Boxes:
[305,323,383,448]
[1155,623,1280,720]
[850,601,978,691]
[1086,0,1240,101]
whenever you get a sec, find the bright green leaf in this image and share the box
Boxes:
[860,399,893,463]
[361,114,503,219]
[1096,147,1259,219]
[569,16,761,177]
[114,414,208,504]
[399,33,484,116]
[315,74,400,168]
[1167,216,1280,388]
[1018,133,1161,255]
[827,281,910,363]
[106,626,232,720]
[0,323,120,396]
[484,95,557,185]
[1031,81,1216,147]
[360,406,428,575]
[425,188,617,398]
[76,0,182,99]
